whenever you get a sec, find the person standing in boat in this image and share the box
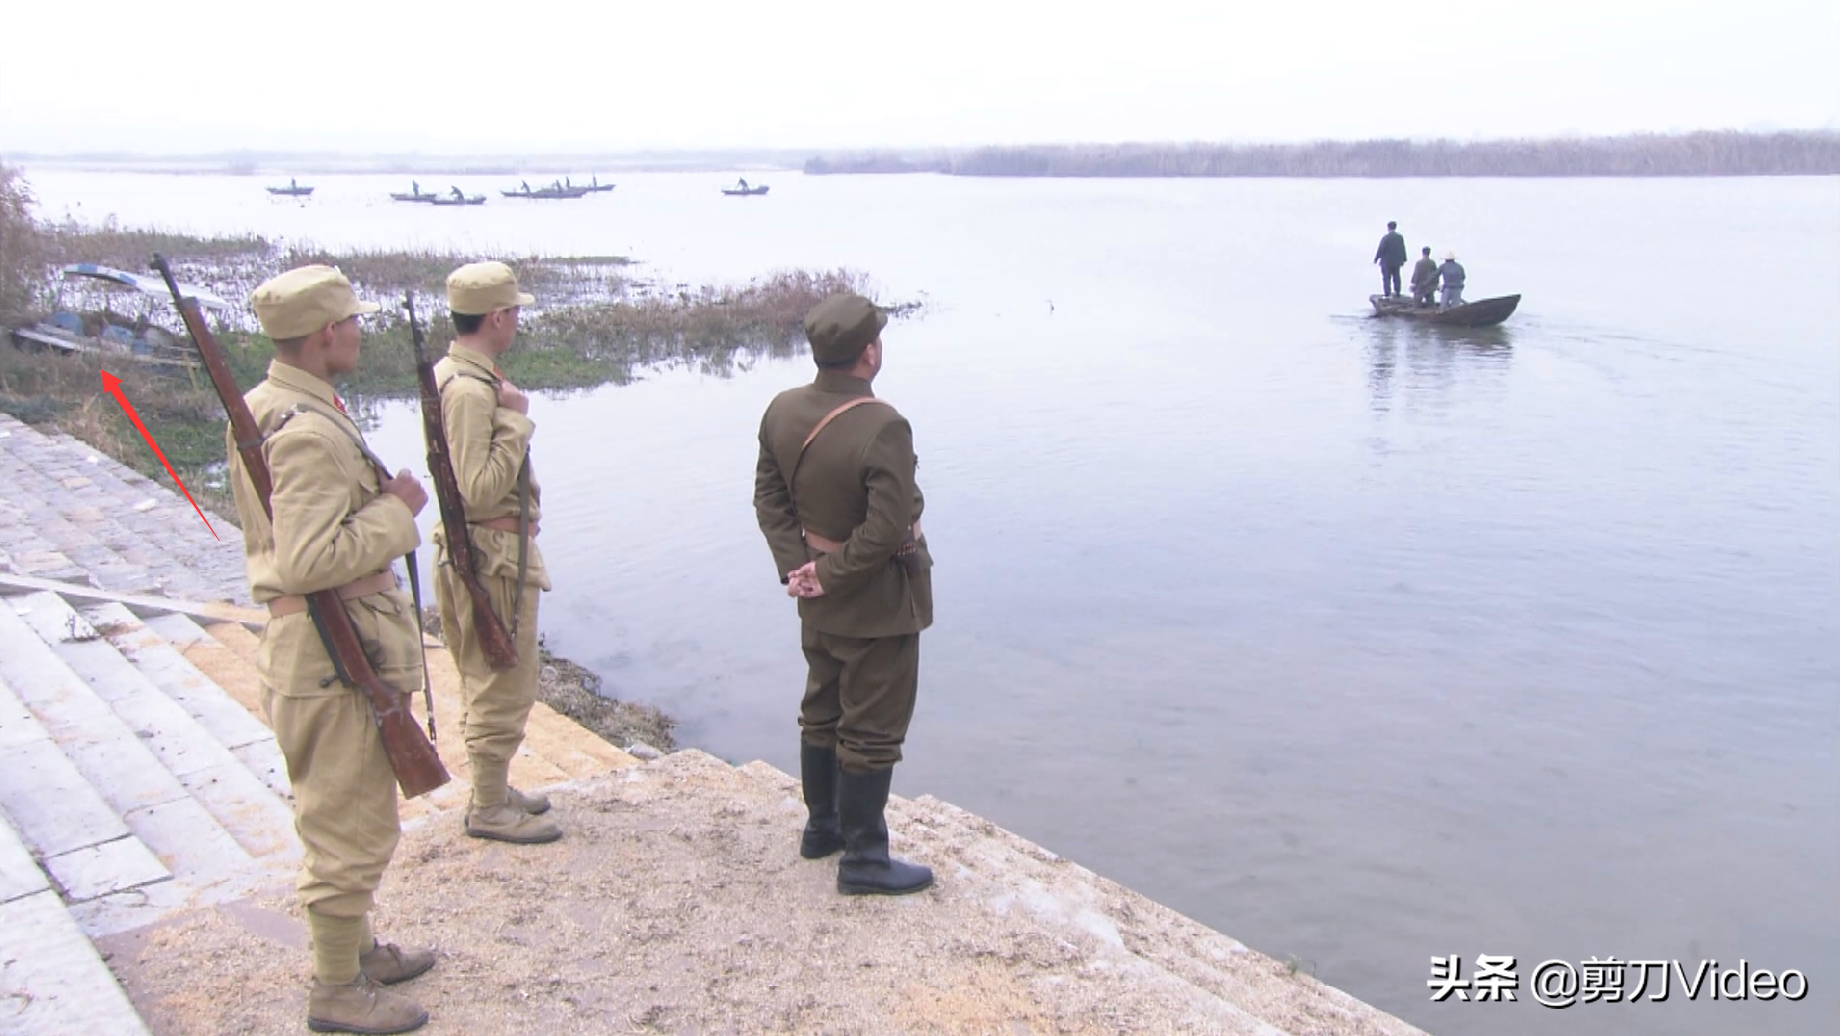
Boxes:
[1410,247,1440,307]
[1374,221,1408,298]
[1438,252,1467,309]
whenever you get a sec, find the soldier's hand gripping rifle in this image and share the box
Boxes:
[151,255,451,800]
[406,293,519,670]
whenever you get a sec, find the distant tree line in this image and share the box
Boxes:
[804,131,1840,178]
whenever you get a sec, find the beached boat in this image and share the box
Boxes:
[1369,294,1520,327]
[7,264,231,371]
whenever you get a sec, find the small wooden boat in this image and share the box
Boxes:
[428,193,486,206]
[391,184,441,202]
[1369,294,1520,327]
[501,184,590,199]
[721,184,770,196]
[580,176,616,193]
[7,264,232,372]
[266,181,314,197]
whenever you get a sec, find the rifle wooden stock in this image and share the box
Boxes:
[405,294,520,671]
[150,255,450,800]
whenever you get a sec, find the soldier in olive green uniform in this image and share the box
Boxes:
[754,293,935,896]
[1410,246,1440,306]
[228,266,436,1034]
[431,261,561,844]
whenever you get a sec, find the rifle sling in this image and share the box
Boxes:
[438,369,531,641]
[512,456,530,639]
[268,400,434,728]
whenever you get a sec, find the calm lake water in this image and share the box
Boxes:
[23,168,1839,1036]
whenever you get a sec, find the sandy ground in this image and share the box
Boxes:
[97,751,1428,1036]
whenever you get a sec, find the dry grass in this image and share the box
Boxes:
[4,166,923,551]
[0,341,240,520]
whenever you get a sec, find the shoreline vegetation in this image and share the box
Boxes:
[1,161,906,747]
[1,164,919,499]
[803,130,1840,178]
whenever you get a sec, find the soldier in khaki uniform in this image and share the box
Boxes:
[754,293,935,896]
[228,266,436,1034]
[431,261,560,844]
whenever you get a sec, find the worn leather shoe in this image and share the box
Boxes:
[359,940,436,985]
[508,785,551,815]
[465,802,563,844]
[306,974,428,1034]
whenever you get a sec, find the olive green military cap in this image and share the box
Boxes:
[447,260,535,315]
[251,265,380,340]
[804,293,887,365]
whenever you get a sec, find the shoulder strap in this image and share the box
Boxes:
[266,402,436,733]
[802,396,888,450]
[438,368,500,395]
[788,396,892,509]
[270,398,394,479]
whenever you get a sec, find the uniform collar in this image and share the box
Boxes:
[814,370,873,396]
[266,359,351,415]
[449,341,504,381]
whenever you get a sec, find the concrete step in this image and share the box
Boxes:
[0,599,269,915]
[200,619,261,665]
[0,673,169,901]
[103,609,291,801]
[0,887,153,1036]
[0,601,192,825]
[0,811,49,905]
[7,593,296,865]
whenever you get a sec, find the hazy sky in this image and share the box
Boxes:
[4,0,1836,154]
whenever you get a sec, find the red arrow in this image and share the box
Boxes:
[100,371,218,540]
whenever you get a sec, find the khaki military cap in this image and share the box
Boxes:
[804,293,887,365]
[447,261,536,315]
[251,265,380,340]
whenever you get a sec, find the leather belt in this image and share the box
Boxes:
[803,518,924,557]
[265,570,401,618]
[473,515,539,537]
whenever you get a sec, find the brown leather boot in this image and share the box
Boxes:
[359,940,436,985]
[508,785,551,815]
[465,802,562,844]
[306,974,428,1034]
